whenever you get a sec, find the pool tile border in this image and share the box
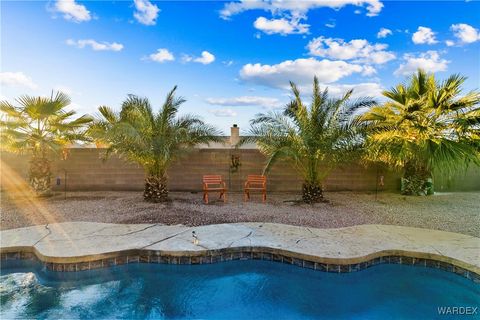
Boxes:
[1,248,478,283]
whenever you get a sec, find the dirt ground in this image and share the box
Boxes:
[1,191,479,237]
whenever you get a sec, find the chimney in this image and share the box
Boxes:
[230,124,240,147]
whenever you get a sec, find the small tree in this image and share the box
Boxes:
[247,77,375,203]
[357,69,480,195]
[0,92,92,195]
[88,87,221,202]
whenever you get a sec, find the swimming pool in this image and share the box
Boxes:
[1,260,479,319]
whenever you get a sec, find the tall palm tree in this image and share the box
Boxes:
[357,69,480,195]
[0,92,92,196]
[247,77,376,203]
[88,87,221,202]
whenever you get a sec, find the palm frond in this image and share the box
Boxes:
[248,77,365,184]
[358,68,480,177]
[0,92,91,156]
[89,87,219,177]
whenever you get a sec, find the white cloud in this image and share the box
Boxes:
[324,82,383,98]
[239,58,369,89]
[66,39,124,51]
[148,48,175,63]
[133,0,160,26]
[182,51,215,64]
[194,51,215,64]
[254,16,309,35]
[208,108,237,117]
[223,60,234,67]
[412,26,438,44]
[445,40,455,47]
[181,54,193,63]
[220,0,383,19]
[325,22,336,28]
[394,51,449,76]
[451,23,480,44]
[307,37,395,65]
[377,27,392,38]
[361,65,377,76]
[0,72,38,90]
[206,96,281,108]
[54,0,91,22]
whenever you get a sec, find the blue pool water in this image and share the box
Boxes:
[1,260,479,319]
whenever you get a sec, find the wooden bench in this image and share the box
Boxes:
[244,175,267,202]
[203,175,227,204]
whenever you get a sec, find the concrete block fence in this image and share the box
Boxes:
[1,148,479,192]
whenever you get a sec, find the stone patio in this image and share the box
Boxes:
[1,222,479,280]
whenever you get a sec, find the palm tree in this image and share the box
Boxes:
[246,77,376,203]
[357,69,480,195]
[88,87,221,202]
[0,92,92,196]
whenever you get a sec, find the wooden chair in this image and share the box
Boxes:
[244,175,267,202]
[203,175,227,204]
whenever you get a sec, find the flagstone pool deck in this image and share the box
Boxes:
[1,222,479,281]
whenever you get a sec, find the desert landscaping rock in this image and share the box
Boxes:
[1,191,479,237]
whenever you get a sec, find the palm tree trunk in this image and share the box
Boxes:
[143,175,169,202]
[302,182,323,203]
[401,163,433,196]
[28,153,52,196]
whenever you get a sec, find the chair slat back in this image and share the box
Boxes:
[247,175,266,185]
[203,175,223,184]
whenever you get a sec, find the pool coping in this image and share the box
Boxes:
[1,222,479,282]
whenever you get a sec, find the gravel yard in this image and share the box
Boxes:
[1,191,479,236]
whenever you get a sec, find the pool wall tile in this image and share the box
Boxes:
[272,254,283,262]
[340,264,350,273]
[303,260,315,270]
[293,258,303,267]
[240,252,252,260]
[64,264,76,272]
[232,252,242,260]
[262,253,273,261]
[413,258,426,267]
[252,252,262,260]
[389,256,401,264]
[438,261,453,272]
[180,256,191,264]
[0,250,478,283]
[283,256,293,264]
[211,254,222,263]
[471,273,480,284]
[104,258,116,267]
[191,256,201,264]
[350,263,361,272]
[426,259,439,268]
[1,247,480,283]
[327,264,340,273]
[140,255,150,263]
[77,262,90,271]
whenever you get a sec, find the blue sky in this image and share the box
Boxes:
[1,0,480,134]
